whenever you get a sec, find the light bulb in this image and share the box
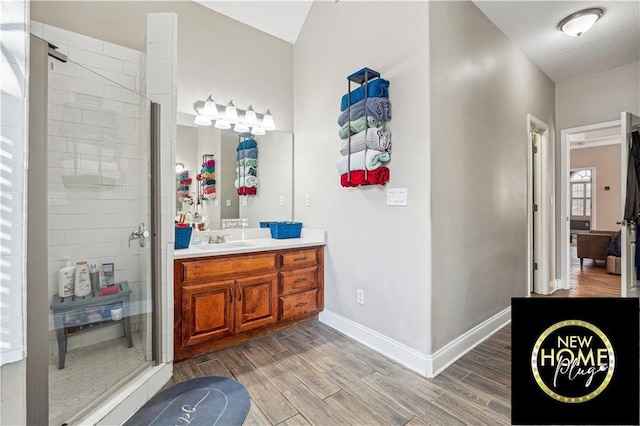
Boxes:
[234,121,250,133]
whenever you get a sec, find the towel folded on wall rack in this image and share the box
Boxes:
[236,166,257,177]
[339,116,386,139]
[340,78,389,112]
[337,97,391,127]
[237,158,258,168]
[340,167,390,187]
[339,128,391,155]
[237,139,258,151]
[335,149,390,174]
[237,148,258,160]
[237,187,257,195]
[235,175,258,188]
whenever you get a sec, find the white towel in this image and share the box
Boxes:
[335,149,390,174]
[235,166,257,177]
[339,127,391,156]
[235,175,258,188]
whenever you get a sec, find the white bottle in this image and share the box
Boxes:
[58,258,75,297]
[74,261,91,297]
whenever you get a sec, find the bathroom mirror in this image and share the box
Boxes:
[176,112,293,229]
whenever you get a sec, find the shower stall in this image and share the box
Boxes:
[28,33,162,425]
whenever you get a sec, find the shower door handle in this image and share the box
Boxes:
[128,223,150,248]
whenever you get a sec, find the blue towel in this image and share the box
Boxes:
[237,139,257,151]
[340,78,389,112]
[237,148,258,160]
[337,97,391,127]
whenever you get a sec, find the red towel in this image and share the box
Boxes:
[237,187,257,195]
[340,167,390,187]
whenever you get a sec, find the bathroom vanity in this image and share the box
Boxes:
[173,229,325,362]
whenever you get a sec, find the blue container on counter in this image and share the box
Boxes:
[269,222,302,239]
[175,225,192,249]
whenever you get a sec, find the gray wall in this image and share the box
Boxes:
[31,1,294,132]
[294,1,432,355]
[429,1,555,350]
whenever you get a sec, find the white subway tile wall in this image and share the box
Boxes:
[38,21,149,350]
[1,0,28,422]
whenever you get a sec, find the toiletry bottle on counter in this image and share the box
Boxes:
[89,263,99,294]
[58,257,75,297]
[74,261,91,297]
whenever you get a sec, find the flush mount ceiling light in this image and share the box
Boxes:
[558,8,604,37]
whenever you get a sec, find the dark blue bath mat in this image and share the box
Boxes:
[124,376,250,426]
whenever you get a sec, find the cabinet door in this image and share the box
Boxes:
[182,280,234,347]
[235,273,278,333]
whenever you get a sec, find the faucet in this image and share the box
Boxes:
[209,233,229,244]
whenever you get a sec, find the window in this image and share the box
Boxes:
[570,169,592,217]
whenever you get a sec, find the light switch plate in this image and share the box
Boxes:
[226,199,231,207]
[242,196,248,206]
[387,188,408,206]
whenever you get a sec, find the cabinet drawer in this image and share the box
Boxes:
[280,289,318,321]
[181,252,277,282]
[280,267,317,295]
[280,248,318,268]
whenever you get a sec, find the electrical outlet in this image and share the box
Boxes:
[279,195,285,206]
[357,289,364,305]
[305,194,311,206]
[242,196,248,206]
[226,199,231,207]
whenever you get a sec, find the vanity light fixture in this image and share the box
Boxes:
[558,8,604,37]
[261,109,276,131]
[251,125,266,136]
[194,114,212,126]
[244,105,259,127]
[223,100,239,124]
[202,95,219,119]
[214,118,231,130]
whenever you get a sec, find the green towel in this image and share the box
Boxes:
[238,158,258,168]
[338,116,385,139]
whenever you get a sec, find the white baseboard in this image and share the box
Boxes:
[319,307,511,378]
[426,306,511,377]
[318,310,429,376]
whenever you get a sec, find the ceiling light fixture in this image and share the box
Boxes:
[558,8,604,37]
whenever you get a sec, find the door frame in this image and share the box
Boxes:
[559,119,621,290]
[527,114,554,294]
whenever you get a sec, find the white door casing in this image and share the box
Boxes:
[621,112,640,299]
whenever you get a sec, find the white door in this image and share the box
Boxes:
[621,112,640,299]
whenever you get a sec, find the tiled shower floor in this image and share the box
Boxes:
[49,332,148,426]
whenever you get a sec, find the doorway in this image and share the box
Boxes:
[560,120,622,297]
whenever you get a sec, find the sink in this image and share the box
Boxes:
[195,241,254,250]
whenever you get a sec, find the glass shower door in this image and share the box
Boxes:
[47,55,154,425]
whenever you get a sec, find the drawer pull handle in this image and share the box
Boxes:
[293,257,307,262]
[238,285,242,302]
[229,286,233,303]
[294,302,307,308]
[293,278,307,284]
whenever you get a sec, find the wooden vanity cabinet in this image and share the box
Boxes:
[174,246,323,361]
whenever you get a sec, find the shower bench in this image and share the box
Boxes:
[50,281,133,369]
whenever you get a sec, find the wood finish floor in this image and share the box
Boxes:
[169,321,512,425]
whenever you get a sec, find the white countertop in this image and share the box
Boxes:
[173,228,326,259]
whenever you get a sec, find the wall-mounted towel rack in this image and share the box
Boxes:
[337,67,392,188]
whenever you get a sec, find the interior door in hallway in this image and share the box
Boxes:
[621,111,640,299]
